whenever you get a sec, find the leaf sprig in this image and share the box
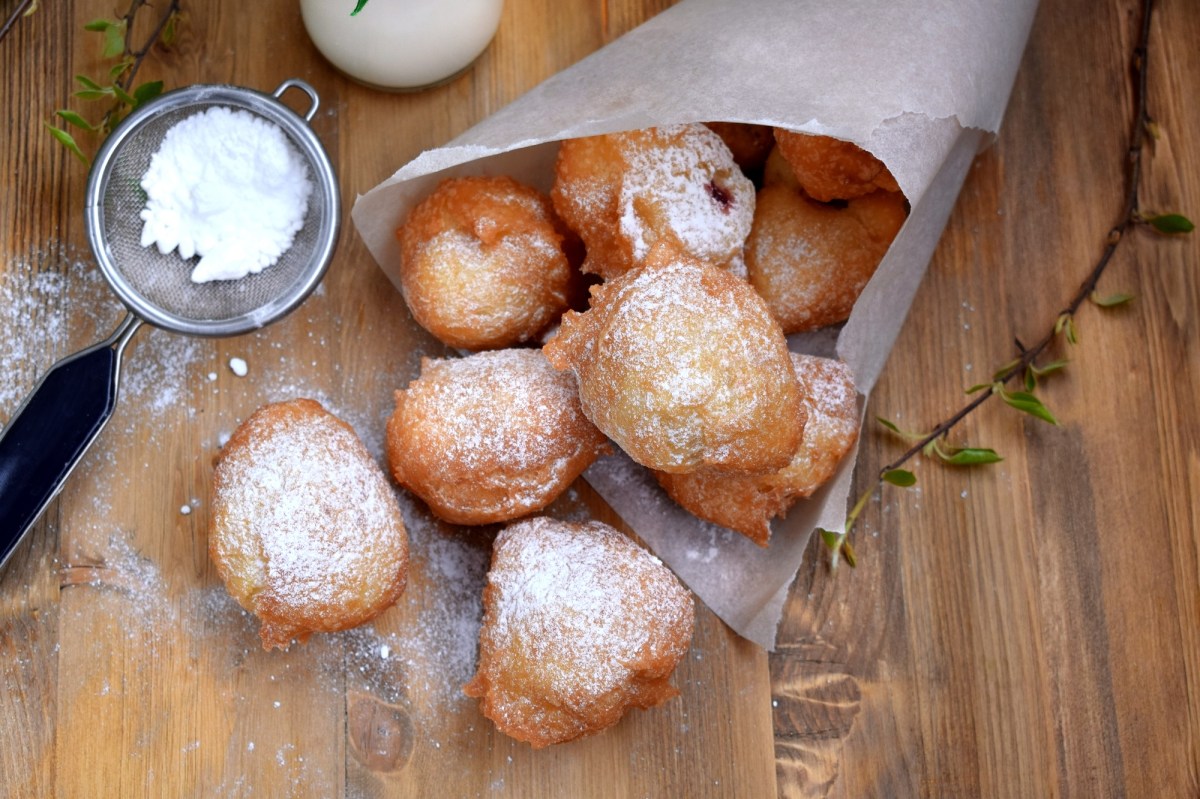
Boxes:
[43,0,181,164]
[820,0,1193,568]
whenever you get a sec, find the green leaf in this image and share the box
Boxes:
[75,74,102,90]
[112,83,136,106]
[73,87,114,101]
[876,417,926,442]
[818,528,857,570]
[991,357,1022,381]
[1090,291,1135,308]
[102,22,127,59]
[1147,213,1195,234]
[818,528,840,551]
[1056,314,1077,344]
[351,0,369,14]
[876,417,902,435]
[82,18,114,31]
[109,58,133,81]
[132,80,163,106]
[160,12,178,47]
[45,123,87,164]
[54,109,95,131]
[882,469,917,487]
[1024,367,1036,392]
[965,382,995,395]
[939,447,1003,466]
[1030,359,1070,377]
[1000,389,1059,425]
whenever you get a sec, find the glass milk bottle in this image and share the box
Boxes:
[300,0,505,91]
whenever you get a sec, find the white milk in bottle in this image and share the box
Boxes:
[300,0,505,91]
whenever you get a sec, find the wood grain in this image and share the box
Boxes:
[0,0,1197,797]
[772,1,1200,797]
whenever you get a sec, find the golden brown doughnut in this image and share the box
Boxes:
[761,145,801,191]
[551,124,755,280]
[745,184,908,334]
[704,121,775,174]
[773,129,900,202]
[385,348,610,525]
[464,517,694,748]
[543,249,805,474]
[209,398,409,650]
[655,354,860,546]
[397,175,579,350]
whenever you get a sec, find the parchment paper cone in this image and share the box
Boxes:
[352,0,1040,649]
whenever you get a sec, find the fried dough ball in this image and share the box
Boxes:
[464,517,694,748]
[397,175,579,350]
[762,145,801,191]
[209,398,409,650]
[655,354,860,546]
[773,129,900,202]
[551,124,755,280]
[746,184,908,334]
[385,349,610,525]
[544,250,805,474]
[704,121,774,173]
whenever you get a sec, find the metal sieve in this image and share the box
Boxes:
[0,79,340,573]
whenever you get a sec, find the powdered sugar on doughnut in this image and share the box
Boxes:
[546,256,804,473]
[617,124,754,265]
[211,399,408,645]
[386,349,610,524]
[467,517,693,745]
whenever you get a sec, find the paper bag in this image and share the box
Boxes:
[351,0,1040,649]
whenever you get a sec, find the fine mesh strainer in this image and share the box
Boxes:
[0,79,339,571]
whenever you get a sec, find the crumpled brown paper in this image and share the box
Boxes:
[351,0,1040,649]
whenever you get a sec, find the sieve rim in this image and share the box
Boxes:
[83,81,340,338]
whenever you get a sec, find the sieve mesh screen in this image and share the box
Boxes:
[94,93,330,329]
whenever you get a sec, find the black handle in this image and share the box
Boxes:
[0,319,138,573]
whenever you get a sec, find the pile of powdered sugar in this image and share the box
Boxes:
[139,106,313,283]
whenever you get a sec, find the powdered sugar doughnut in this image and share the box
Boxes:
[209,398,409,650]
[464,517,694,748]
[551,124,754,280]
[385,348,610,525]
[773,129,900,202]
[655,354,860,546]
[746,184,908,334]
[544,251,805,474]
[397,175,580,351]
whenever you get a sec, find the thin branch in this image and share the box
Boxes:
[0,0,36,45]
[118,0,181,90]
[877,0,1155,479]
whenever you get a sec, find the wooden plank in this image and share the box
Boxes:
[2,0,1198,797]
[772,0,1200,797]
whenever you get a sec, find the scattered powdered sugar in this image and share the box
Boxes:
[0,243,212,427]
[228,356,248,377]
[139,106,313,283]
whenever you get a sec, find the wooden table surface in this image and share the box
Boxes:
[1,0,1197,797]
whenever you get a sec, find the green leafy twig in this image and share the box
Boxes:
[45,0,180,164]
[821,0,1192,568]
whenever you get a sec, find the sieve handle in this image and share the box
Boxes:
[274,78,320,122]
[0,315,142,574]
